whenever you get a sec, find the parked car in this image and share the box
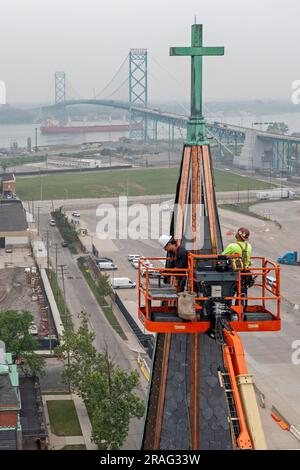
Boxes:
[110,277,136,289]
[95,256,114,263]
[97,261,118,270]
[49,219,56,226]
[141,258,153,267]
[141,266,160,278]
[61,241,68,247]
[131,259,139,269]
[128,254,141,261]
[5,245,13,253]
[72,211,80,217]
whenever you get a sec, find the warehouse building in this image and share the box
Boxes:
[0,200,28,249]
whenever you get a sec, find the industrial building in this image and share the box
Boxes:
[1,173,16,197]
[0,200,28,249]
[47,157,102,169]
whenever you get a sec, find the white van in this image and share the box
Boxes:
[98,262,118,270]
[110,277,136,289]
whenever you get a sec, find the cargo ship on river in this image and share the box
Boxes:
[40,119,141,135]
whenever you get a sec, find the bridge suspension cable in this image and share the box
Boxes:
[102,76,129,100]
[66,79,83,101]
[94,54,129,99]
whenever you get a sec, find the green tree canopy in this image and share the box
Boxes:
[267,122,289,134]
[56,314,145,449]
[0,310,45,376]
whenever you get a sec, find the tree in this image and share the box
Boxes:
[267,122,289,134]
[56,313,145,449]
[0,310,45,376]
[0,162,7,173]
[88,354,145,449]
[97,273,113,299]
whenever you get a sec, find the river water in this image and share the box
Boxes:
[0,122,129,149]
[0,112,300,149]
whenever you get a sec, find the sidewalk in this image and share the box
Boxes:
[43,393,97,450]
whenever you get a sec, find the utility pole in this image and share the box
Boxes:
[59,263,71,392]
[35,127,38,152]
[45,230,50,271]
[53,243,59,277]
[59,264,68,327]
[37,206,41,235]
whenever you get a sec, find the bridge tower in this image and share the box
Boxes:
[55,71,66,104]
[54,71,66,123]
[129,49,148,140]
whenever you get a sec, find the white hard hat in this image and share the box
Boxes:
[158,234,172,248]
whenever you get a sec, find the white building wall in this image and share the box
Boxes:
[5,236,29,246]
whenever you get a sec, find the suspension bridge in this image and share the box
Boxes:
[39,49,300,173]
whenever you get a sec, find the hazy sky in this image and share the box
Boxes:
[1,0,299,104]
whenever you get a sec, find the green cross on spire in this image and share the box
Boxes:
[170,24,224,146]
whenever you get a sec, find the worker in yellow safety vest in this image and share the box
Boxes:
[222,227,252,268]
[223,227,254,306]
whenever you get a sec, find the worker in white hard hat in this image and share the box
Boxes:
[158,235,188,291]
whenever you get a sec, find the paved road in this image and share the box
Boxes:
[39,212,146,449]
[25,188,285,214]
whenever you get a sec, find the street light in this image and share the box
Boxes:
[37,206,41,235]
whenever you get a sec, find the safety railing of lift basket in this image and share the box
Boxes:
[138,257,190,320]
[188,254,280,321]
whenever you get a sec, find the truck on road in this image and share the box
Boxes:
[277,251,300,266]
[256,189,295,200]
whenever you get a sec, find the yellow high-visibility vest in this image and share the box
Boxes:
[222,241,252,268]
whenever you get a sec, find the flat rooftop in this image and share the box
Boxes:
[0,200,27,232]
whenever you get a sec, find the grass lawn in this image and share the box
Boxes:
[102,305,127,341]
[47,400,82,436]
[16,167,274,201]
